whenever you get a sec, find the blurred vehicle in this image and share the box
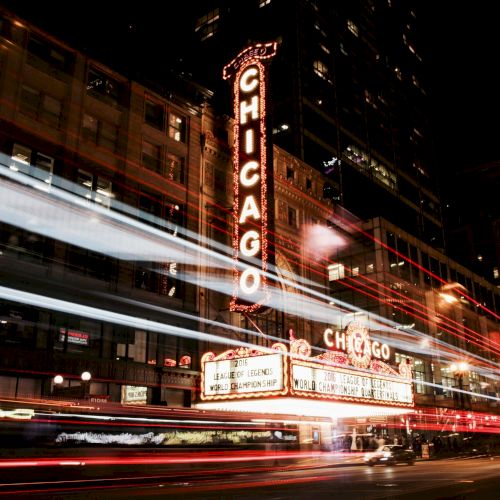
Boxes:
[364,445,416,466]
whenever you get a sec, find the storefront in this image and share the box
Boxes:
[196,322,415,449]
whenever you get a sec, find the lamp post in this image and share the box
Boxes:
[81,371,91,398]
[450,362,468,410]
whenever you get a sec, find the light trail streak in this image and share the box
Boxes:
[0,158,492,351]
[2,282,497,402]
[0,162,422,335]
[0,156,322,290]
[0,450,357,469]
[1,162,499,396]
[0,285,273,353]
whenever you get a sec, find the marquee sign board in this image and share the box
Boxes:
[201,346,288,401]
[223,42,277,312]
[200,324,414,409]
[290,362,413,405]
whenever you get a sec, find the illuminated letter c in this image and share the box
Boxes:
[240,161,259,187]
[324,328,334,348]
[240,67,259,93]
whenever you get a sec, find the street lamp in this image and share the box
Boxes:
[450,362,469,410]
[53,374,64,385]
[81,371,91,398]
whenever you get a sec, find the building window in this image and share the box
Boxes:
[77,170,93,199]
[87,67,124,106]
[347,20,359,37]
[396,354,427,394]
[34,152,54,186]
[27,34,74,75]
[10,143,53,185]
[313,60,331,83]
[115,330,148,363]
[288,206,297,227]
[0,16,26,46]
[95,177,113,207]
[195,8,219,41]
[19,85,38,120]
[306,177,312,190]
[214,168,227,195]
[82,113,118,152]
[82,113,98,143]
[166,153,185,184]
[42,94,62,128]
[144,97,165,130]
[142,140,162,174]
[20,85,63,128]
[314,23,327,37]
[10,143,31,173]
[469,371,482,403]
[168,112,186,142]
[286,166,295,181]
[440,367,456,398]
[328,263,345,281]
[319,43,330,55]
[134,198,183,297]
[76,169,113,208]
[99,121,118,151]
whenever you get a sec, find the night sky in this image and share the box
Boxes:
[422,2,500,169]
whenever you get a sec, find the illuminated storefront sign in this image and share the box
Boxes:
[323,323,391,368]
[201,347,287,400]
[291,364,413,405]
[121,385,148,405]
[199,324,414,409]
[223,42,277,312]
[59,328,89,346]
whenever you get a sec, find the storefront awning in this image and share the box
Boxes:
[196,398,414,420]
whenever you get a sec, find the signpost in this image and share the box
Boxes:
[223,42,277,313]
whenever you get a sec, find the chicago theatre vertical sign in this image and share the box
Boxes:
[223,42,277,312]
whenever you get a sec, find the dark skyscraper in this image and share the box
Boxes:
[188,0,442,248]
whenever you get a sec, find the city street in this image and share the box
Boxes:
[0,454,498,499]
[0,3,499,499]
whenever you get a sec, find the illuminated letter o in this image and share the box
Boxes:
[240,230,260,257]
[240,268,260,295]
[240,161,260,187]
[381,344,391,360]
[240,67,259,93]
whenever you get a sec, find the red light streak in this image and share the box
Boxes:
[0,450,358,469]
[2,86,497,360]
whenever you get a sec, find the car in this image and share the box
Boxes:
[364,445,416,466]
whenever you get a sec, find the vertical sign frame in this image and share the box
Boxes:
[223,42,277,313]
